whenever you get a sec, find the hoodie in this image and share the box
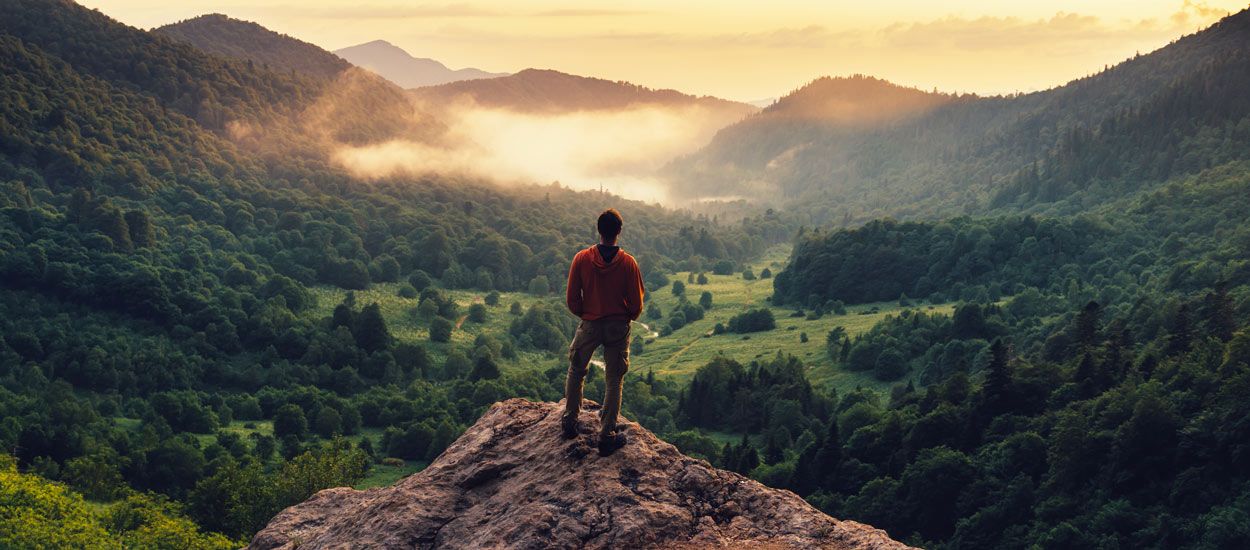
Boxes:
[566,244,645,321]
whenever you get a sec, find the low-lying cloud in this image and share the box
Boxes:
[332,103,740,203]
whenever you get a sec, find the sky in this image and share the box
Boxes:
[78,0,1245,102]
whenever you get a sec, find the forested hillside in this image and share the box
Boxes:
[0,1,785,542]
[4,1,1250,548]
[668,9,1250,224]
[155,14,352,79]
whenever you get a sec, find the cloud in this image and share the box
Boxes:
[247,3,505,20]
[330,103,744,203]
[531,8,650,17]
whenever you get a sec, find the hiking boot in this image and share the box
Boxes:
[598,430,627,456]
[561,415,579,439]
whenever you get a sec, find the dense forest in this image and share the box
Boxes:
[4,1,1250,548]
[0,1,783,544]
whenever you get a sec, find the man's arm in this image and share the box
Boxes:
[566,252,584,316]
[623,257,645,320]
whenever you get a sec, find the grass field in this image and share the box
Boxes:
[305,245,954,395]
[639,245,954,392]
[306,284,566,373]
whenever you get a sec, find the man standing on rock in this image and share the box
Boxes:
[563,208,645,456]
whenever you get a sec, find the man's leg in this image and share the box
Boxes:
[563,321,597,432]
[598,320,632,438]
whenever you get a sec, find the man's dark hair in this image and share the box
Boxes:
[597,209,623,240]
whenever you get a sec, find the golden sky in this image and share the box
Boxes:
[79,0,1245,101]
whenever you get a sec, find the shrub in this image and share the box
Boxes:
[429,317,453,342]
[727,308,776,333]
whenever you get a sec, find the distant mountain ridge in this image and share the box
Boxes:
[334,40,506,88]
[668,8,1250,223]
[411,68,759,116]
[155,14,351,79]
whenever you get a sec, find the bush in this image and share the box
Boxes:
[699,291,713,310]
[429,317,453,342]
[760,268,772,279]
[712,260,735,275]
[697,272,709,284]
[672,281,686,297]
[467,303,488,323]
[397,285,418,298]
[408,270,432,291]
[743,268,756,280]
[484,291,501,306]
[727,308,776,333]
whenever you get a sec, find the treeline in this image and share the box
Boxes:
[776,159,1250,310]
[773,216,1099,306]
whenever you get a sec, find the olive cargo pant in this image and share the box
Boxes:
[563,319,631,436]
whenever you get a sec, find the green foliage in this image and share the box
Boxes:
[0,455,236,548]
[726,308,776,333]
[428,317,453,343]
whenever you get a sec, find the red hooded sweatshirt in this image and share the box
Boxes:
[566,245,645,321]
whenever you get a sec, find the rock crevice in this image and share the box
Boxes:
[249,398,913,550]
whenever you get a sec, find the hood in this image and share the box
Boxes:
[588,245,623,270]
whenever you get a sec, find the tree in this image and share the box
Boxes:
[672,280,686,297]
[314,407,343,438]
[485,291,501,306]
[408,270,433,291]
[699,291,713,310]
[528,275,550,295]
[981,338,1013,417]
[354,303,391,353]
[429,317,453,343]
[273,404,307,440]
[813,420,842,488]
[468,355,501,381]
[1072,300,1101,352]
[696,272,709,284]
[124,210,155,248]
[1167,303,1192,355]
[467,303,488,323]
[742,268,756,280]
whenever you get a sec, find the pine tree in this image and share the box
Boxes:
[982,338,1013,417]
[1072,300,1101,351]
[812,420,842,488]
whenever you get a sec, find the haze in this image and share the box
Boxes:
[80,0,1240,101]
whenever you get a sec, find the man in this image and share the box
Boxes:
[562,208,645,456]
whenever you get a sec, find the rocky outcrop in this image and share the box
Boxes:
[249,398,913,549]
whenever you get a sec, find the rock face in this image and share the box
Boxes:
[249,399,913,550]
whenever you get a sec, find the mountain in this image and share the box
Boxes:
[411,68,759,117]
[334,39,506,88]
[249,399,911,549]
[155,14,350,79]
[668,8,1250,223]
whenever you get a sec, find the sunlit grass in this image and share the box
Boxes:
[640,245,955,393]
[301,244,954,395]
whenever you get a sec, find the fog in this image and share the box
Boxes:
[331,103,742,204]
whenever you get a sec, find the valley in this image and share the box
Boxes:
[2,1,1249,548]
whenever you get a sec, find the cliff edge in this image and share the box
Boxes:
[249,398,913,549]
